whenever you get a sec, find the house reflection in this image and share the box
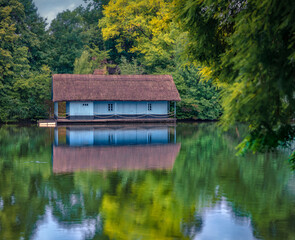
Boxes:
[53,125,180,173]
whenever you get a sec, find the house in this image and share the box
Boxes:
[52,74,181,122]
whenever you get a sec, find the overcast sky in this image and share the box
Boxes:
[33,0,86,23]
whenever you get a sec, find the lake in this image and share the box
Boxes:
[0,123,294,240]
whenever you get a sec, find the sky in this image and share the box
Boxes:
[33,0,86,23]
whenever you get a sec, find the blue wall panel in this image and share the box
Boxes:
[69,102,93,116]
[68,101,169,116]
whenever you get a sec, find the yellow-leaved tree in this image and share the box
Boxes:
[99,0,180,72]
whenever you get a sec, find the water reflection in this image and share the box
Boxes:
[0,124,294,240]
[61,126,175,146]
[194,198,256,240]
[53,125,180,173]
[33,207,99,240]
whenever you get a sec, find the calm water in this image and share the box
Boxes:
[0,123,294,240]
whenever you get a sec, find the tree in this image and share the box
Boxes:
[48,1,109,73]
[99,0,179,72]
[0,0,28,122]
[17,0,48,69]
[73,47,110,74]
[0,0,24,86]
[82,0,110,48]
[47,7,89,73]
[175,0,295,157]
[118,56,144,75]
[12,66,51,120]
[0,0,51,122]
[173,65,222,120]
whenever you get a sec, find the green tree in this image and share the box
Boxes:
[175,0,295,157]
[73,47,110,74]
[0,0,24,86]
[17,0,48,69]
[173,65,222,120]
[0,0,28,122]
[118,56,144,75]
[0,0,51,122]
[82,0,110,48]
[12,66,51,120]
[48,1,109,73]
[47,7,89,73]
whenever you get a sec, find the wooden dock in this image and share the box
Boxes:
[38,119,57,127]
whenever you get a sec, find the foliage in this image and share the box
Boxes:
[174,123,295,239]
[0,0,51,122]
[17,0,48,70]
[73,50,93,74]
[99,0,179,72]
[174,0,295,154]
[173,65,222,120]
[74,47,110,74]
[47,7,90,73]
[289,151,295,170]
[0,0,24,86]
[47,1,109,74]
[118,56,144,75]
[12,66,51,120]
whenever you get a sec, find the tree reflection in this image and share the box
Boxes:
[0,127,51,240]
[0,124,294,239]
[173,123,295,239]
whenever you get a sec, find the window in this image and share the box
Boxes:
[82,103,88,106]
[108,103,113,112]
[148,103,152,111]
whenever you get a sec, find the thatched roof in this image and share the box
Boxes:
[52,74,181,102]
[52,144,181,173]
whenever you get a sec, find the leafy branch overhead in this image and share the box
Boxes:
[175,0,295,154]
